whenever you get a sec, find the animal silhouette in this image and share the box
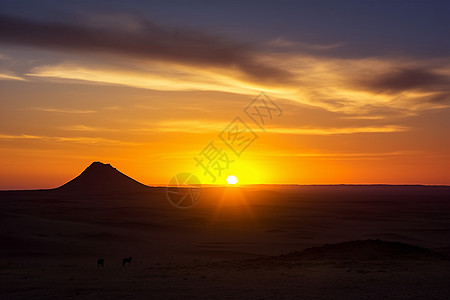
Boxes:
[122,256,132,267]
[97,258,104,269]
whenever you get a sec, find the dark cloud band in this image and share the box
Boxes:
[360,68,449,93]
[0,14,290,83]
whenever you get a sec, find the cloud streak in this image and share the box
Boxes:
[253,150,429,160]
[0,133,138,145]
[0,14,290,83]
[27,63,271,95]
[25,55,450,117]
[0,72,25,81]
[33,107,96,113]
[267,125,410,135]
[359,67,450,93]
[60,121,409,135]
[2,13,450,118]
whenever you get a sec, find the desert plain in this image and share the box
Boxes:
[1,164,450,299]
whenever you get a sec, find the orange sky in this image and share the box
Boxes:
[1,81,449,189]
[1,12,450,189]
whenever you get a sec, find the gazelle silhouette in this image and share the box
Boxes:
[122,256,132,267]
[97,258,104,269]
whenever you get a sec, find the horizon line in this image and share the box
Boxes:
[2,183,450,192]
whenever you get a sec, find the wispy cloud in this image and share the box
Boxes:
[253,150,430,160]
[359,67,449,93]
[0,133,138,145]
[33,107,96,114]
[339,115,387,120]
[26,62,274,96]
[50,136,140,145]
[25,52,450,119]
[269,36,344,51]
[153,119,229,133]
[62,121,409,136]
[0,134,41,139]
[266,53,450,113]
[266,125,410,135]
[0,14,289,83]
[0,73,25,81]
[2,13,450,119]
[62,120,229,134]
[62,125,116,131]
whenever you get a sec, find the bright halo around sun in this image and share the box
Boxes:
[226,175,238,185]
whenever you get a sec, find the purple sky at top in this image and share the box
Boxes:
[1,0,449,58]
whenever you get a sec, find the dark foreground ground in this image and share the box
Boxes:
[2,255,449,299]
[1,185,450,299]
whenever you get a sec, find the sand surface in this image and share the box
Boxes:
[1,185,450,299]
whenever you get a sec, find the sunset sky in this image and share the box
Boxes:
[1,0,450,189]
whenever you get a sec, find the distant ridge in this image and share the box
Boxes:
[280,239,443,261]
[56,162,149,194]
[229,240,446,270]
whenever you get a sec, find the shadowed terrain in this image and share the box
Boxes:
[1,163,449,299]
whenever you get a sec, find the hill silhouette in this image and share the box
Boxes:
[56,162,150,194]
[279,239,443,261]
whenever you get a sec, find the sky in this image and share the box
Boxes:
[1,0,450,189]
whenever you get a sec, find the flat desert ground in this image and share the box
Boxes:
[1,185,450,299]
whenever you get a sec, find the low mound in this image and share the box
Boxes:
[280,239,441,261]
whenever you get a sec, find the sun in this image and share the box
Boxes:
[226,175,238,185]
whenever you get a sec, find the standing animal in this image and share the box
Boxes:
[97,258,104,269]
[122,256,132,267]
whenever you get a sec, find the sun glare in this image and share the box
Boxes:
[226,175,238,185]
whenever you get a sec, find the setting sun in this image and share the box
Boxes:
[226,175,238,185]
